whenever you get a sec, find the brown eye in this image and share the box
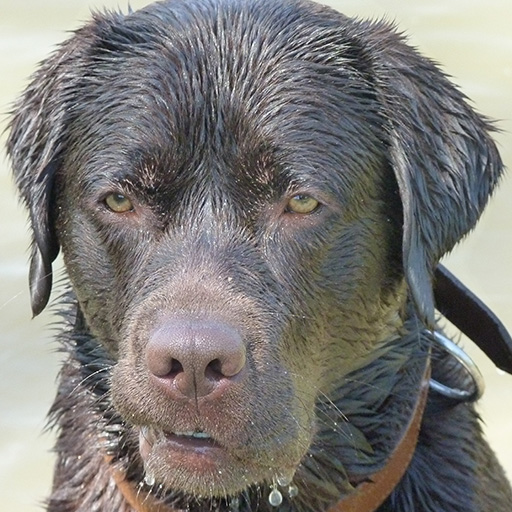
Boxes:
[104,193,134,213]
[286,194,320,214]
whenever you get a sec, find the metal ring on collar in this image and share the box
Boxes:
[428,331,485,402]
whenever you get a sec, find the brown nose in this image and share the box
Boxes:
[145,319,247,399]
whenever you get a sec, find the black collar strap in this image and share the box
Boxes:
[434,265,512,374]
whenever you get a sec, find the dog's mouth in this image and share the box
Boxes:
[136,423,303,497]
[159,429,222,452]
[139,426,222,456]
[169,430,214,441]
[138,425,234,489]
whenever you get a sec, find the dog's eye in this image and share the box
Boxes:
[104,193,134,213]
[286,194,320,214]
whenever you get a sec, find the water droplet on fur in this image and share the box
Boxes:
[144,472,155,486]
[288,484,299,498]
[276,474,291,487]
[269,487,283,507]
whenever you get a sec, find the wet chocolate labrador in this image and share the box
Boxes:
[8,0,512,510]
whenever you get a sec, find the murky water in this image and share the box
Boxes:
[1,0,511,509]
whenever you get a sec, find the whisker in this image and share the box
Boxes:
[70,366,112,396]
[0,289,26,311]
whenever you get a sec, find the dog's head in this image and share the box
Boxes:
[8,0,502,507]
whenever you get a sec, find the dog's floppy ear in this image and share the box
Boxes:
[7,16,118,317]
[371,26,503,326]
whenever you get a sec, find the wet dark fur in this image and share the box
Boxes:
[7,0,512,510]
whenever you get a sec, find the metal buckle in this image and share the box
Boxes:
[429,331,485,402]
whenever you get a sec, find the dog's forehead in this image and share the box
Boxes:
[67,0,385,199]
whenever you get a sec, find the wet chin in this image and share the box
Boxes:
[138,427,302,497]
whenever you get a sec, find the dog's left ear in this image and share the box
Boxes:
[371,26,503,326]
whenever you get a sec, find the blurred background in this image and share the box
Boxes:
[1,0,511,510]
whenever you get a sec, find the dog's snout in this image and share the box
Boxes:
[146,319,247,399]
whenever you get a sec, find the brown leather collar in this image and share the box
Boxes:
[107,360,430,512]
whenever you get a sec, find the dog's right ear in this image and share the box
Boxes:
[7,27,95,317]
[7,16,119,316]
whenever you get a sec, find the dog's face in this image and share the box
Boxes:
[55,8,404,493]
[8,0,502,505]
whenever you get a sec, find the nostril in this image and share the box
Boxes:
[146,343,184,379]
[204,351,245,380]
[207,358,222,376]
[168,359,184,378]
